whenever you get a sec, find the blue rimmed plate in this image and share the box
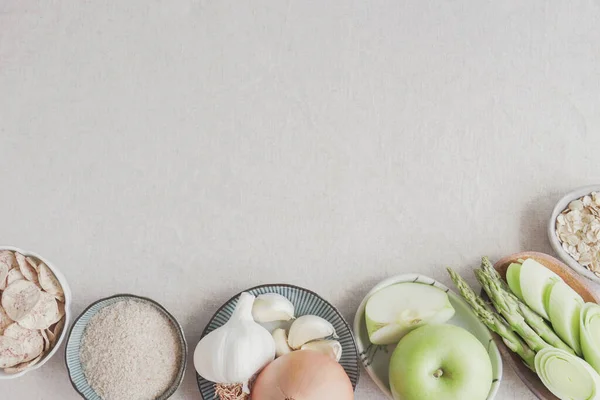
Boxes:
[353,274,503,400]
[64,294,188,400]
[196,284,360,399]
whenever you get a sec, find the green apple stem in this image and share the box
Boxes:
[476,270,551,353]
[478,260,576,355]
[447,268,537,371]
[433,368,443,378]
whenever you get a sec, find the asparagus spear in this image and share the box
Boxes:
[447,268,537,370]
[481,256,509,290]
[476,269,551,353]
[479,257,576,354]
[508,291,575,354]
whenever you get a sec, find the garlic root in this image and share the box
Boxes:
[215,383,249,400]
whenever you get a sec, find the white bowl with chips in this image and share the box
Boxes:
[0,246,71,379]
[548,185,600,285]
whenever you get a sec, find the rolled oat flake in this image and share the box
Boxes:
[80,300,182,400]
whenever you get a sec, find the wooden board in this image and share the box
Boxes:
[493,251,600,400]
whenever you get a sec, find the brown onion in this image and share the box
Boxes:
[251,350,354,400]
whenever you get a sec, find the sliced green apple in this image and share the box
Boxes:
[535,347,600,400]
[365,282,455,345]
[581,303,600,374]
[520,258,560,320]
[506,262,524,301]
[548,281,584,356]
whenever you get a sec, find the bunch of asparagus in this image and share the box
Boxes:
[447,257,574,372]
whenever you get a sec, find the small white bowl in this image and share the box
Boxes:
[353,274,502,400]
[548,185,600,285]
[0,245,72,379]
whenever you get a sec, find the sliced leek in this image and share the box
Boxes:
[535,347,600,400]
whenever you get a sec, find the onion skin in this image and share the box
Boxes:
[252,350,354,400]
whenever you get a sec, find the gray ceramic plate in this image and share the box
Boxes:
[196,283,360,399]
[64,294,187,400]
[353,274,503,400]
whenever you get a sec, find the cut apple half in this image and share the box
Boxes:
[519,259,560,320]
[548,281,583,356]
[365,282,455,345]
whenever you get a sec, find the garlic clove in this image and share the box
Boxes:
[301,340,343,362]
[252,293,295,322]
[287,315,337,349]
[272,328,293,358]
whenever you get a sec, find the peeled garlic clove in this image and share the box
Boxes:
[287,315,337,349]
[301,340,343,362]
[272,328,293,358]
[252,293,295,322]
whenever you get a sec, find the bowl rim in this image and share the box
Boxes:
[548,184,600,285]
[0,245,72,380]
[64,293,188,400]
[195,282,361,396]
[352,273,503,400]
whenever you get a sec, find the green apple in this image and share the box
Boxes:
[389,324,492,400]
[365,282,455,345]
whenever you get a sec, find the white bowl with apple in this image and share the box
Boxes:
[353,273,502,400]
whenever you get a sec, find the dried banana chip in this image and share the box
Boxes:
[4,352,43,374]
[17,292,59,330]
[25,257,39,272]
[0,262,8,292]
[0,306,14,334]
[0,336,24,368]
[37,263,63,298]
[56,302,65,321]
[0,251,17,271]
[1,280,41,321]
[4,323,43,363]
[40,329,50,352]
[46,328,56,347]
[6,269,25,286]
[0,251,16,290]
[15,253,38,284]
[51,316,65,338]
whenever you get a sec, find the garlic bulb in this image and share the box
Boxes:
[288,315,338,349]
[272,328,293,357]
[301,340,343,362]
[194,292,276,391]
[252,293,295,322]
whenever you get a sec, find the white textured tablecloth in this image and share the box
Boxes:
[2,1,600,399]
